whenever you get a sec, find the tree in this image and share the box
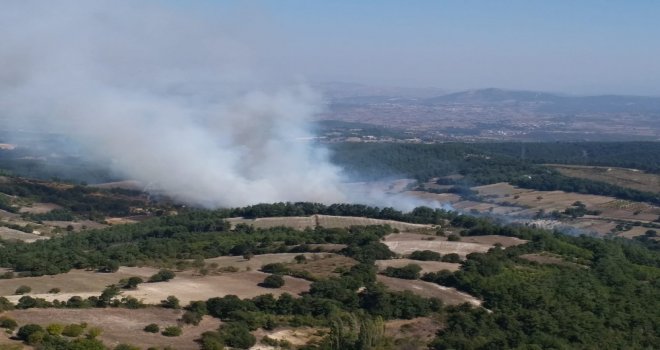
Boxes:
[62,323,85,337]
[261,274,285,288]
[441,253,461,263]
[218,323,256,349]
[409,250,442,261]
[383,264,422,280]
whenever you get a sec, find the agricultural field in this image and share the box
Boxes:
[549,164,660,194]
[4,308,221,350]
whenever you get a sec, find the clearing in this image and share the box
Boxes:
[548,164,660,194]
[377,275,481,306]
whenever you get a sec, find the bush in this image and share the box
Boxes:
[181,311,203,325]
[383,264,422,280]
[48,287,61,294]
[46,323,64,335]
[261,263,288,274]
[0,316,18,330]
[148,269,175,283]
[123,277,143,289]
[161,326,182,337]
[114,345,141,350]
[447,234,461,242]
[62,323,85,337]
[409,250,442,261]
[261,274,285,288]
[219,323,256,349]
[161,295,181,309]
[143,324,159,333]
[86,326,103,339]
[14,285,31,295]
[441,253,461,263]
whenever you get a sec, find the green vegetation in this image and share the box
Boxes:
[409,250,442,261]
[261,274,285,288]
[382,264,422,280]
[143,323,159,333]
[161,325,182,337]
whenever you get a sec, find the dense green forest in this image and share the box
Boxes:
[1,203,659,349]
[329,142,660,205]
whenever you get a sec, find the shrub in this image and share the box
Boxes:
[261,263,288,274]
[409,250,442,261]
[441,253,461,263]
[114,345,141,350]
[447,234,461,242]
[181,311,203,325]
[161,295,181,309]
[123,277,144,289]
[14,285,31,295]
[161,326,182,337]
[383,264,422,280]
[86,327,103,339]
[261,274,285,288]
[46,323,64,335]
[148,269,175,283]
[0,317,18,330]
[48,287,61,294]
[143,324,159,333]
[62,323,85,337]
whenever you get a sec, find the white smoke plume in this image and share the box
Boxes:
[0,1,348,207]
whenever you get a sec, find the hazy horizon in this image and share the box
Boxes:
[174,0,660,96]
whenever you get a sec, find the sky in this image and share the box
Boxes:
[176,0,660,95]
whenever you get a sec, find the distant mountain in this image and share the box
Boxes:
[315,82,447,100]
[424,88,563,104]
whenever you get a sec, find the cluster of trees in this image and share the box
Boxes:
[0,177,144,218]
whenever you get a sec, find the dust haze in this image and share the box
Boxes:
[0,1,355,207]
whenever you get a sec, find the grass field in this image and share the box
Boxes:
[549,164,660,194]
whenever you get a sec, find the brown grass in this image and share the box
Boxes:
[285,255,358,279]
[377,275,481,306]
[5,308,220,350]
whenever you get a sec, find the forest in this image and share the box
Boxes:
[329,142,660,205]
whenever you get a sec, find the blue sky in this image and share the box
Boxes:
[178,1,660,94]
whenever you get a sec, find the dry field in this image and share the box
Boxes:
[376,259,460,273]
[203,252,335,272]
[0,262,312,305]
[384,234,489,257]
[5,308,221,350]
[17,202,61,214]
[285,255,357,279]
[42,220,107,232]
[548,164,660,194]
[228,215,434,232]
[0,226,46,242]
[377,275,481,306]
[616,226,657,238]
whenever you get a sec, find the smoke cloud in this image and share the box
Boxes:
[0,1,349,207]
